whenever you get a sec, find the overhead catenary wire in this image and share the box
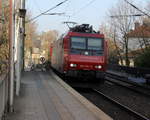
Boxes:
[68,0,97,20]
[43,13,65,16]
[63,0,98,30]
[124,0,150,18]
[144,8,150,13]
[27,0,69,23]
[110,14,145,18]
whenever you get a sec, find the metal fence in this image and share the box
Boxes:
[0,74,8,120]
[108,64,150,77]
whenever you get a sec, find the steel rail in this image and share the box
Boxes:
[92,89,150,120]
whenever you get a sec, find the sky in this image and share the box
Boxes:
[26,0,148,34]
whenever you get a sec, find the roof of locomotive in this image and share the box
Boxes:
[63,24,104,38]
[56,24,105,41]
[65,31,104,38]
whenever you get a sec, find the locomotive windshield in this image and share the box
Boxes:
[71,37,86,49]
[87,38,103,50]
[71,37,104,56]
[71,37,103,50]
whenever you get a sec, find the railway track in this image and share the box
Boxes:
[75,86,150,120]
[54,70,150,119]
[92,89,150,120]
[106,72,150,97]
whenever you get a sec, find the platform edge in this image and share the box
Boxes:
[51,71,113,120]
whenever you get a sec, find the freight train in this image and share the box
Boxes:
[50,24,107,85]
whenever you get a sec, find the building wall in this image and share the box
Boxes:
[128,37,150,51]
[119,59,134,67]
[121,37,150,67]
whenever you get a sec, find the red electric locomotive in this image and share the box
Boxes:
[51,24,107,85]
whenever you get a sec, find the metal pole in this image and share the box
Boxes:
[22,0,25,71]
[9,0,15,112]
[21,0,26,71]
[16,0,26,95]
[15,0,21,96]
[15,17,21,96]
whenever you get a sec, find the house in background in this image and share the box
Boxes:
[125,19,150,66]
[127,19,150,51]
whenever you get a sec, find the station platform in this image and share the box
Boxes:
[6,71,112,120]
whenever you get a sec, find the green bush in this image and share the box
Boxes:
[134,49,150,68]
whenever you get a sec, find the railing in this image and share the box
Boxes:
[0,73,8,120]
[108,64,150,78]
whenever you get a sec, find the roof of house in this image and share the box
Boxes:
[127,25,150,38]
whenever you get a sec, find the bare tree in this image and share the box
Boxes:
[145,2,150,12]
[25,13,39,66]
[100,23,123,64]
[40,30,58,60]
[0,0,9,74]
[25,14,38,50]
[109,0,138,66]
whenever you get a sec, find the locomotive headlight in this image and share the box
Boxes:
[95,65,102,69]
[98,65,102,69]
[70,63,77,67]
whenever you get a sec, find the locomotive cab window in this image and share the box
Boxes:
[71,37,103,50]
[70,36,104,56]
[71,37,86,49]
[87,38,103,50]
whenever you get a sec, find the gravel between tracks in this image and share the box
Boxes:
[80,91,138,120]
[97,82,150,118]
[75,82,150,120]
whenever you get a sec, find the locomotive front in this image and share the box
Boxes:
[63,24,107,82]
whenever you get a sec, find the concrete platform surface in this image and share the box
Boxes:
[6,71,112,120]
